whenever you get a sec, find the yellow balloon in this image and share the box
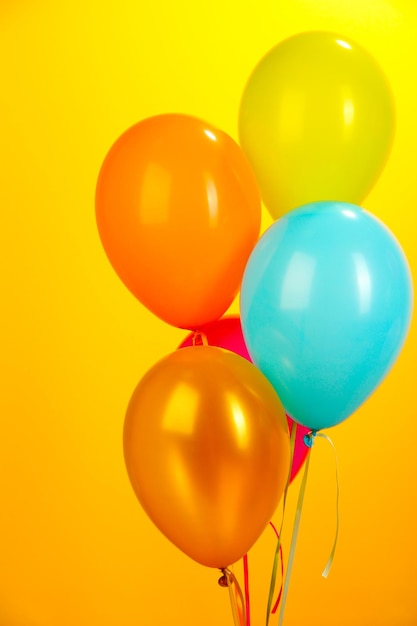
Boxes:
[238,31,395,219]
[123,346,290,568]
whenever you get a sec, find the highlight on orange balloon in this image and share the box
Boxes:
[123,346,291,569]
[95,114,262,329]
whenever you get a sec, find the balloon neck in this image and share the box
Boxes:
[192,331,208,346]
[303,430,318,448]
[218,569,229,587]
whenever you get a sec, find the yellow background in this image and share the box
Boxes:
[0,1,416,625]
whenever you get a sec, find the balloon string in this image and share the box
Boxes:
[314,432,340,578]
[269,522,284,614]
[277,439,313,626]
[265,423,296,626]
[243,554,251,626]
[224,568,247,626]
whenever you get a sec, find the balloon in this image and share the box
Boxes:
[238,31,395,220]
[95,113,261,329]
[240,202,413,431]
[178,315,310,482]
[123,346,290,568]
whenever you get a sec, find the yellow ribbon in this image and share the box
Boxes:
[314,432,340,579]
[277,429,340,625]
[277,438,312,626]
[265,423,297,626]
[222,567,246,626]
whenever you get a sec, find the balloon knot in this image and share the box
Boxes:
[192,331,208,346]
[218,569,229,587]
[303,430,317,448]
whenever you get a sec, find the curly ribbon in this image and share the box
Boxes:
[265,423,297,626]
[243,554,251,626]
[277,429,340,625]
[221,567,247,626]
[314,432,340,578]
[269,522,284,614]
[237,524,284,626]
[229,558,250,626]
[277,438,312,626]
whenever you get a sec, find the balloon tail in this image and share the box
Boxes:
[278,439,313,626]
[220,568,246,626]
[314,432,340,578]
[265,424,296,626]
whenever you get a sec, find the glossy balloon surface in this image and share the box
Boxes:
[239,32,395,219]
[96,114,261,329]
[124,346,290,567]
[241,202,413,430]
[179,315,310,481]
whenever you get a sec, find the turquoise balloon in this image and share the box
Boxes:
[240,202,413,431]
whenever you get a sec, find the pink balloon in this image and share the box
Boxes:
[179,315,310,483]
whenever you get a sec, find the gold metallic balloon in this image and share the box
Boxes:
[123,346,290,568]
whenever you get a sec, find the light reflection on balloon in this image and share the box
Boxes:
[239,31,395,220]
[179,316,310,482]
[124,346,290,568]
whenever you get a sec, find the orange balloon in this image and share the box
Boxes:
[123,346,290,568]
[95,114,261,329]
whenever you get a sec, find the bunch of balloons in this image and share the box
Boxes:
[95,28,413,611]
